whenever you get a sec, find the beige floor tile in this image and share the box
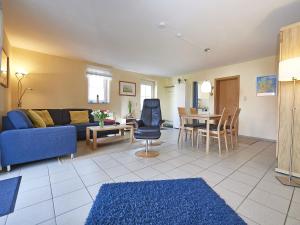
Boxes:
[238,199,286,225]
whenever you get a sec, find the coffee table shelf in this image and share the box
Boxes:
[86,125,134,150]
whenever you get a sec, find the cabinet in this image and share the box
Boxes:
[276,22,300,177]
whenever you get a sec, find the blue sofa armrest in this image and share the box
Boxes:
[0,126,77,167]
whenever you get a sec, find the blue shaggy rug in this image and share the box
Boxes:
[0,176,22,216]
[85,178,246,225]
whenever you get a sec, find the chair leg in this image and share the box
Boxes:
[224,133,228,152]
[145,139,149,153]
[235,131,238,145]
[230,130,234,150]
[7,165,11,172]
[71,153,75,159]
[218,134,221,155]
[185,131,187,141]
[191,130,194,147]
[177,128,181,144]
[196,132,199,149]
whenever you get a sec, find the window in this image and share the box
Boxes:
[87,67,112,104]
[140,80,155,109]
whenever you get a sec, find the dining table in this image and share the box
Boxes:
[180,113,222,153]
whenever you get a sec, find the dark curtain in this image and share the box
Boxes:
[192,81,198,109]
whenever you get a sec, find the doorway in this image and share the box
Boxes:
[214,75,240,117]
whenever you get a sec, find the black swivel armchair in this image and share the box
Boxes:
[134,99,162,157]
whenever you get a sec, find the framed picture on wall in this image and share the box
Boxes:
[0,49,9,88]
[256,75,277,96]
[119,81,136,96]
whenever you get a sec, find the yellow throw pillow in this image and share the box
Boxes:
[70,111,89,124]
[34,110,54,126]
[26,110,47,128]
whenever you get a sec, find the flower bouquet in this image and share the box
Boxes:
[91,110,110,127]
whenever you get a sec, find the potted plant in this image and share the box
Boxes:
[128,100,132,116]
[91,110,109,128]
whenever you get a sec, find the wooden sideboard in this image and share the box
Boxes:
[276,22,300,177]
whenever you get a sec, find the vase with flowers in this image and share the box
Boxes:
[91,110,109,128]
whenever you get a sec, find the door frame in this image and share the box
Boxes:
[214,75,240,114]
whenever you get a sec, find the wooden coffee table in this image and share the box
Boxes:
[86,125,134,150]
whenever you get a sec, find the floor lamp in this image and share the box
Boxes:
[15,71,32,108]
[276,57,300,187]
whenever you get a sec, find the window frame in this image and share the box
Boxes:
[140,80,155,110]
[86,67,112,104]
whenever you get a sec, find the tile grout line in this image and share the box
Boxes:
[157,141,267,181]
[235,158,286,214]
[283,188,295,225]
[70,160,94,202]
[47,162,58,225]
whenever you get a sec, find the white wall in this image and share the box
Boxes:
[171,56,278,140]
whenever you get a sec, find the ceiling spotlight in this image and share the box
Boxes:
[158,21,166,29]
[176,33,182,38]
[204,48,211,53]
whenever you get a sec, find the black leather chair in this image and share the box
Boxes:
[134,99,162,156]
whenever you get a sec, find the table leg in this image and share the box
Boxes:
[121,129,124,136]
[206,120,210,154]
[86,128,90,145]
[92,130,97,150]
[130,126,134,143]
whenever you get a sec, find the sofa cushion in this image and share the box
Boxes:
[104,119,115,125]
[34,110,54,126]
[7,110,34,129]
[64,109,94,124]
[45,109,64,125]
[70,111,90,124]
[26,110,47,128]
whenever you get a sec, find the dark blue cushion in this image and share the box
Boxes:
[7,110,33,129]
[72,122,99,132]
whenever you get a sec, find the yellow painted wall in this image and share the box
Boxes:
[9,47,169,119]
[169,56,278,140]
[0,29,12,128]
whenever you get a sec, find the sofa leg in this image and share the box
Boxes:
[7,165,11,172]
[71,154,75,159]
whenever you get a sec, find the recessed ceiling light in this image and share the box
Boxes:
[158,21,166,29]
[176,33,182,38]
[204,48,211,53]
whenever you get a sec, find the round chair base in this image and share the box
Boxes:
[135,150,160,158]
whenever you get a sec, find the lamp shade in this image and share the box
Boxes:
[279,57,300,81]
[201,80,212,93]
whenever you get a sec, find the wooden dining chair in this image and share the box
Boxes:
[197,108,229,155]
[178,107,198,147]
[227,107,241,150]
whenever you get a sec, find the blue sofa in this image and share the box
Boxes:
[2,108,118,140]
[0,110,77,171]
[0,108,119,171]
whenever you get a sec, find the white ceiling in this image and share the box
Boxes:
[3,0,300,76]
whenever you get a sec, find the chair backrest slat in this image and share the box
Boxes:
[178,107,187,126]
[217,108,229,131]
[190,108,197,115]
[230,107,241,129]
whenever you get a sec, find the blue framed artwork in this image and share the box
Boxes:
[256,75,277,96]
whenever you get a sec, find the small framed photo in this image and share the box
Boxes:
[119,81,136,96]
[0,49,9,88]
[256,75,277,96]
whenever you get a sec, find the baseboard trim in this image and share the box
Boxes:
[238,135,276,143]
